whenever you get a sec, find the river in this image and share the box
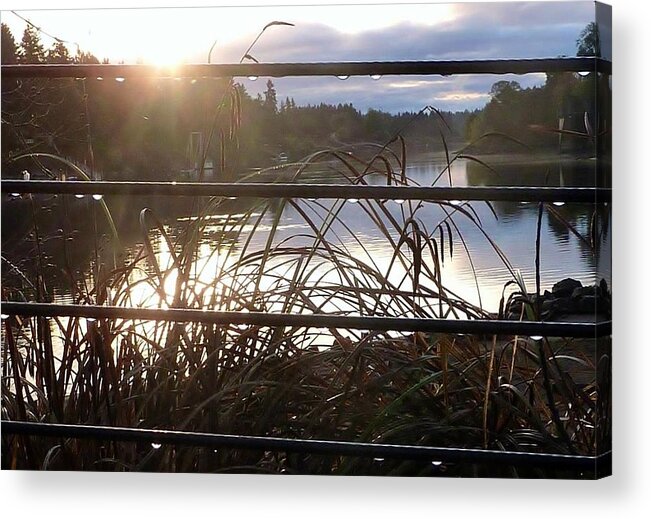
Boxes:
[33,152,609,318]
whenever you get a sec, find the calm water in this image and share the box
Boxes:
[52,153,608,316]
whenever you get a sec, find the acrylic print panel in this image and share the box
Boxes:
[0,1,611,478]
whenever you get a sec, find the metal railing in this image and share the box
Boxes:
[1,180,610,203]
[1,56,611,474]
[1,57,612,79]
[2,421,610,471]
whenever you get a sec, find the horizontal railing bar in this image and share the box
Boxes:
[1,58,611,79]
[1,302,611,338]
[1,181,610,203]
[2,420,607,470]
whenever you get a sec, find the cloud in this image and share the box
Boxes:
[215,2,593,113]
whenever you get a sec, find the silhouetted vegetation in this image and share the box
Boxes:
[1,23,472,181]
[1,20,610,477]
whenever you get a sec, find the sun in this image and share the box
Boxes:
[139,39,189,68]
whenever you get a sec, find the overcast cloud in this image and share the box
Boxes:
[214,1,595,113]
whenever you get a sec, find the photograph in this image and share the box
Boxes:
[1,0,612,482]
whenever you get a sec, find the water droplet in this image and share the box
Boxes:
[450,200,462,206]
[394,199,405,205]
[171,181,177,185]
[96,77,104,81]
[115,77,126,83]
[190,79,198,84]
[431,460,442,466]
[75,194,85,199]
[370,74,382,80]
[307,198,317,202]
[530,335,544,342]
[347,198,359,204]
[247,75,258,81]
[10,193,21,198]
[86,317,97,323]
[1,314,10,320]
[373,457,384,462]
[92,194,104,201]
[552,201,565,206]
[336,75,350,80]
[227,196,237,200]
[151,443,162,449]
[577,70,590,77]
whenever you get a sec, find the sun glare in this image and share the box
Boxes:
[139,40,189,68]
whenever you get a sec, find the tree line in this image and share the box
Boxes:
[466,22,610,157]
[1,23,472,181]
[2,22,609,182]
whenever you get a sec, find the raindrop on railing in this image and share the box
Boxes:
[190,78,198,84]
[96,77,104,81]
[92,194,104,201]
[450,200,462,206]
[431,460,443,466]
[151,443,162,449]
[75,194,85,199]
[10,193,21,198]
[552,201,565,207]
[336,75,350,80]
[373,457,384,462]
[529,335,543,342]
[247,75,259,81]
[370,74,382,80]
[1,314,9,320]
[115,77,126,83]
[347,198,359,203]
[394,199,405,205]
[577,70,590,77]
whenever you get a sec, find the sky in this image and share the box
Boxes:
[1,1,601,112]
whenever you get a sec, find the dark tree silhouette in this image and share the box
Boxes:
[576,22,601,57]
[18,25,45,63]
[1,23,18,64]
[264,79,278,113]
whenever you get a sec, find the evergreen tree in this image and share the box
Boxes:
[46,41,72,63]
[18,25,45,63]
[264,79,277,113]
[1,23,18,64]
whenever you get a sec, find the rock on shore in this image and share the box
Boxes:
[505,278,611,321]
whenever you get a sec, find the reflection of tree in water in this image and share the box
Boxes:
[464,156,610,277]
[464,158,597,219]
[466,156,596,188]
